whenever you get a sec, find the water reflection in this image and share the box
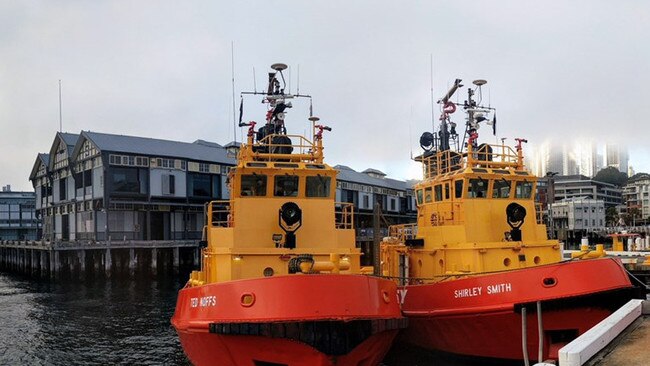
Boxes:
[0,273,189,365]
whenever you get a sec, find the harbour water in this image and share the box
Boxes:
[0,272,189,365]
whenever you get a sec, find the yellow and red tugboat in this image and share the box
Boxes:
[381,79,639,364]
[172,63,405,366]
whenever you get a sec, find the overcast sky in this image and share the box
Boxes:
[1,1,649,191]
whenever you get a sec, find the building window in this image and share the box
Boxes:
[59,178,66,201]
[363,195,369,209]
[162,174,175,195]
[390,198,396,211]
[111,167,142,194]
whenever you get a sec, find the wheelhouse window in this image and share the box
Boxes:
[424,187,432,203]
[306,175,331,197]
[492,179,512,198]
[416,189,424,205]
[434,185,443,201]
[274,175,299,197]
[241,174,267,197]
[454,180,464,198]
[515,181,534,199]
[468,178,488,198]
[444,183,450,200]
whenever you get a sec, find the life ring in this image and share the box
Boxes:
[443,101,456,114]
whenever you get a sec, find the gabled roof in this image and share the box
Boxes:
[48,132,80,170]
[72,131,235,165]
[29,153,50,181]
[334,164,408,191]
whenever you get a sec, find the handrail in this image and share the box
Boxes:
[335,202,354,229]
[388,223,418,242]
[207,200,234,228]
[245,134,323,163]
[535,203,544,224]
[418,143,522,179]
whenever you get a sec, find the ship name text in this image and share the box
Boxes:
[190,295,217,308]
[453,283,512,299]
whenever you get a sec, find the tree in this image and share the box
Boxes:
[606,206,619,226]
[594,166,628,187]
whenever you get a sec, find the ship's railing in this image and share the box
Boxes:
[388,223,418,243]
[535,203,545,225]
[419,143,521,179]
[207,200,233,228]
[335,202,354,229]
[248,134,321,163]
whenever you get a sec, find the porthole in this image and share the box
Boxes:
[263,267,274,277]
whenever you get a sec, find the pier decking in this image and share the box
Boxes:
[0,240,200,278]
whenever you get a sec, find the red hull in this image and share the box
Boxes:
[398,258,634,362]
[172,274,404,366]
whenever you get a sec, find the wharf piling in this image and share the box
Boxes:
[0,240,200,279]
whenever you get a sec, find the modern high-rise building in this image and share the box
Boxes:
[529,140,580,177]
[574,141,598,177]
[604,144,629,176]
[529,140,615,178]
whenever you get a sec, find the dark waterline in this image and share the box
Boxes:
[0,272,190,365]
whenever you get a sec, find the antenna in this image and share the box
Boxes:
[58,79,62,133]
[253,67,257,92]
[296,64,300,95]
[410,105,414,159]
[230,41,237,142]
[429,54,435,132]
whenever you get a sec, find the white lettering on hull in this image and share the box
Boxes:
[453,283,512,299]
[398,289,408,305]
[190,295,217,308]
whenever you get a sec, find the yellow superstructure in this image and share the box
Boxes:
[188,66,364,286]
[381,79,563,283]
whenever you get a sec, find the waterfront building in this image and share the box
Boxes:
[552,174,622,208]
[623,173,650,221]
[29,131,235,242]
[0,185,38,241]
[550,197,605,243]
